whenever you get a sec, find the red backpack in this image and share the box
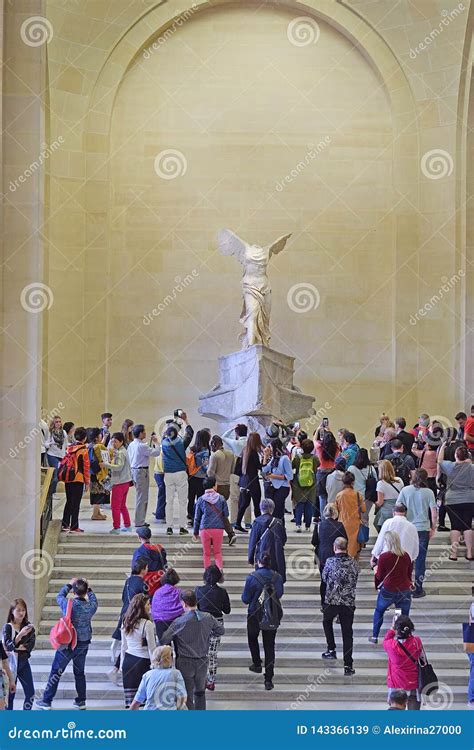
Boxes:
[57,447,84,483]
[50,598,77,650]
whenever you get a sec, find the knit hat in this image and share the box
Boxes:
[136,526,151,540]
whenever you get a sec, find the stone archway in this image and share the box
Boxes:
[81,0,421,437]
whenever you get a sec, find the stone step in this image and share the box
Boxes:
[24,663,469,686]
[50,543,470,555]
[49,566,474,581]
[29,648,468,666]
[54,538,458,552]
[37,615,465,635]
[34,519,469,709]
[47,580,471,597]
[43,591,469,609]
[34,620,467,643]
[14,680,469,703]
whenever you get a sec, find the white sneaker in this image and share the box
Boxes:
[296,525,302,533]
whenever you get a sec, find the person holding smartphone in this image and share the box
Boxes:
[37,578,98,710]
[463,405,474,458]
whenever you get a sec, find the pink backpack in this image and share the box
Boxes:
[49,598,77,650]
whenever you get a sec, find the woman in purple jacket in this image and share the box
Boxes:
[151,569,183,642]
[193,477,229,570]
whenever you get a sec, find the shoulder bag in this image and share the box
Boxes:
[462,606,474,654]
[398,639,439,696]
[356,492,369,544]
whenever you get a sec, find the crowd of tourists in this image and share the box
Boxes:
[1,409,473,711]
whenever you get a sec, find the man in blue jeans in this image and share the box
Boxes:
[37,578,98,710]
[397,468,437,598]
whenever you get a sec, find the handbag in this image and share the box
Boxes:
[398,640,439,696]
[356,492,369,544]
[462,608,474,653]
[7,650,17,683]
[365,465,377,504]
[2,624,18,681]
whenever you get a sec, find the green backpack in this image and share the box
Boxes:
[298,455,315,488]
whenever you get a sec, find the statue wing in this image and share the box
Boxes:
[268,233,292,257]
[218,229,247,262]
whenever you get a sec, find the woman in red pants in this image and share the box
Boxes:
[104,432,132,533]
[193,476,229,569]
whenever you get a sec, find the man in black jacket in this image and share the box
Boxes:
[312,504,348,605]
[248,498,287,582]
[395,417,415,456]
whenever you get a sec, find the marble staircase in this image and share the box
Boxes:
[21,524,472,711]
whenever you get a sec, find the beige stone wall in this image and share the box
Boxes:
[1,0,46,619]
[39,0,473,445]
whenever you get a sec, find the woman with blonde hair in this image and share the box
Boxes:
[45,415,68,494]
[335,472,366,558]
[374,460,404,532]
[121,419,134,448]
[369,531,413,644]
[129,645,186,710]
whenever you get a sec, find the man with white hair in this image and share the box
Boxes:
[371,503,419,564]
[248,498,287,582]
[321,537,359,676]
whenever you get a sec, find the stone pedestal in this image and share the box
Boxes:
[199,345,314,431]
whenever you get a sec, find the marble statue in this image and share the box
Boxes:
[218,228,292,349]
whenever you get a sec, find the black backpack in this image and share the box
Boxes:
[252,571,283,631]
[365,465,378,503]
[389,454,411,486]
[255,517,277,563]
[317,468,334,497]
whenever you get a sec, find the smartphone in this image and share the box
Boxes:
[322,417,329,428]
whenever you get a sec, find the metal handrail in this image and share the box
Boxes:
[40,467,54,515]
[40,466,54,548]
